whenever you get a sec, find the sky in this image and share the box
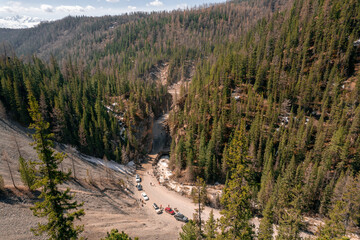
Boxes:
[0,0,227,20]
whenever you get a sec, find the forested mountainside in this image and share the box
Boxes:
[169,0,360,182]
[0,0,291,79]
[0,55,171,160]
[1,0,360,238]
[168,0,360,237]
[0,0,291,162]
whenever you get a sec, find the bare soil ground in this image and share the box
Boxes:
[0,65,202,240]
[0,115,187,240]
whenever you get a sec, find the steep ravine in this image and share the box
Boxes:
[149,62,194,155]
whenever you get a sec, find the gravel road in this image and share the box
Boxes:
[135,157,221,226]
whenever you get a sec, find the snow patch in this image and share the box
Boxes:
[157,156,172,180]
[81,154,134,175]
[0,15,45,29]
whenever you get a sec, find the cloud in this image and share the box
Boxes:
[176,3,188,9]
[106,0,120,2]
[55,5,95,13]
[128,6,137,10]
[0,2,95,15]
[41,4,54,13]
[0,1,21,13]
[147,0,163,7]
[0,6,13,13]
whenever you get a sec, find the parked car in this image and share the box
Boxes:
[141,192,149,201]
[136,183,142,191]
[174,212,189,222]
[165,207,175,215]
[135,174,141,183]
[152,203,162,214]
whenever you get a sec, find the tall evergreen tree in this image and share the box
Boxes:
[258,154,274,209]
[204,210,217,240]
[317,201,348,240]
[258,200,274,240]
[28,95,84,239]
[191,177,207,237]
[219,122,254,239]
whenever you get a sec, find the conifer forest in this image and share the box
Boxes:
[1,0,360,239]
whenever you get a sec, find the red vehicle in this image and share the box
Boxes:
[165,207,175,215]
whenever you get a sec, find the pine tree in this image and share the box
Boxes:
[28,95,84,239]
[198,130,207,175]
[276,207,302,240]
[317,201,348,239]
[179,221,198,240]
[176,136,186,169]
[185,128,195,167]
[191,177,207,237]
[258,154,274,209]
[219,122,254,239]
[102,229,137,240]
[274,156,297,213]
[319,178,335,216]
[321,172,360,237]
[18,156,36,190]
[205,130,216,182]
[258,200,274,240]
[204,210,217,239]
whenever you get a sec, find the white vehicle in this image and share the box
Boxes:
[152,203,163,214]
[141,192,149,201]
[135,174,141,183]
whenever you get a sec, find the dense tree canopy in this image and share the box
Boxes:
[170,0,360,238]
[1,0,360,238]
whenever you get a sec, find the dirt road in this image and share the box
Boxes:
[135,157,221,226]
[134,101,221,234]
[0,116,183,240]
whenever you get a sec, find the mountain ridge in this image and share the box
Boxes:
[1,0,360,239]
[0,15,47,29]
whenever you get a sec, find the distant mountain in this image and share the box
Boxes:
[0,0,293,159]
[0,15,46,29]
[0,0,292,65]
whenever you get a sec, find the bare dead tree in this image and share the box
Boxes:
[50,105,65,142]
[103,155,113,182]
[2,42,7,59]
[0,100,7,120]
[2,151,16,189]
[69,147,76,179]
[191,177,207,235]
[13,135,22,158]
[71,155,76,179]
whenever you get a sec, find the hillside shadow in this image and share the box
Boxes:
[0,187,40,205]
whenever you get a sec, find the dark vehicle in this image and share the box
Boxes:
[152,203,162,214]
[136,183,142,191]
[174,212,189,223]
[165,207,175,215]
